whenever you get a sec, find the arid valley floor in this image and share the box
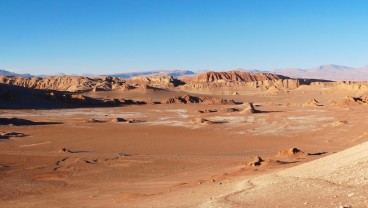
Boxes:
[0,71,368,207]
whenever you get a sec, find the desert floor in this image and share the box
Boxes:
[1,89,367,207]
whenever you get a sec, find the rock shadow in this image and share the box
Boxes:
[0,118,62,126]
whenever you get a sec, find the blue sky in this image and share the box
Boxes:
[0,0,367,74]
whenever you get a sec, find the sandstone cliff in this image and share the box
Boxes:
[186,71,289,83]
[0,76,125,92]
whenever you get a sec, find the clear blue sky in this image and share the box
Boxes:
[1,0,368,75]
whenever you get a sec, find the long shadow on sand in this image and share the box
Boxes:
[276,160,300,165]
[308,152,328,156]
[0,118,62,126]
[0,135,29,141]
[255,110,283,114]
[0,84,121,110]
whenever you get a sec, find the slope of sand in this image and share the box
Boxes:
[204,141,368,208]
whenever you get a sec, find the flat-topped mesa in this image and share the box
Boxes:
[0,75,126,92]
[192,71,289,83]
[178,71,305,93]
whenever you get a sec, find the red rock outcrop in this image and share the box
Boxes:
[189,71,288,83]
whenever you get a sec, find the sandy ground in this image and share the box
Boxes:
[1,89,368,207]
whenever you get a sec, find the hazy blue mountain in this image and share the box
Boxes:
[104,70,196,78]
[272,64,368,81]
[0,69,33,77]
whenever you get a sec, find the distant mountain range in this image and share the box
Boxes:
[2,65,368,81]
[103,70,196,78]
[271,64,368,81]
[0,69,196,78]
[229,64,368,81]
[0,69,33,78]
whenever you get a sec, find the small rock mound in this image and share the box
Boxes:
[110,118,144,123]
[198,109,218,113]
[276,148,306,158]
[219,107,240,112]
[240,103,257,114]
[190,118,215,125]
[333,120,348,126]
[126,119,145,123]
[111,117,127,122]
[86,119,104,123]
[304,98,322,107]
[247,156,264,167]
[59,148,74,153]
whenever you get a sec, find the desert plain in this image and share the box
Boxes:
[0,71,368,207]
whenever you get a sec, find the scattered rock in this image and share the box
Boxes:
[117,153,131,157]
[110,118,145,123]
[190,118,215,125]
[219,107,239,112]
[85,159,98,164]
[126,119,145,123]
[240,103,257,114]
[276,148,306,158]
[59,148,74,153]
[0,131,26,139]
[87,119,104,123]
[198,109,218,113]
[111,117,127,122]
[304,98,322,107]
[247,156,264,167]
[333,120,348,126]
